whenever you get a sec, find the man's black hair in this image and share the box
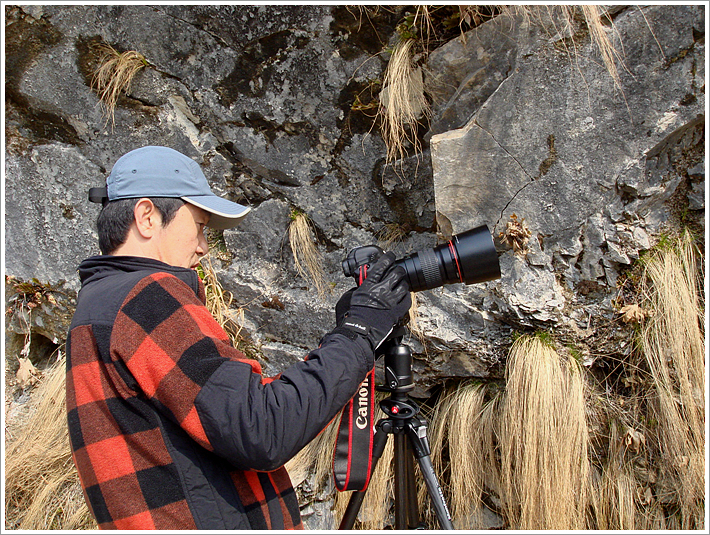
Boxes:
[96,197,185,255]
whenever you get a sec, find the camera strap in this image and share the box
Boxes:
[333,366,375,492]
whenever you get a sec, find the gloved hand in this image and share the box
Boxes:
[334,287,355,326]
[334,251,412,350]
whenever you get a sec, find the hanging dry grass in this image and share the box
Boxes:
[498,334,590,530]
[639,231,705,530]
[198,254,245,346]
[91,42,148,126]
[508,5,622,85]
[378,38,430,165]
[457,5,497,34]
[288,210,329,298]
[594,465,639,530]
[584,373,660,531]
[589,420,646,530]
[4,356,96,530]
[579,5,623,88]
[427,381,500,528]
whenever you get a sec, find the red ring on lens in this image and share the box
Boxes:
[449,241,463,283]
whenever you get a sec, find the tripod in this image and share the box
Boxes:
[339,326,454,530]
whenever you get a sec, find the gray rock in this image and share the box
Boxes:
[425,13,522,139]
[688,179,705,210]
[5,144,102,290]
[429,4,704,325]
[688,160,705,179]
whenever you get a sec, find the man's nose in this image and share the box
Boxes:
[197,232,208,256]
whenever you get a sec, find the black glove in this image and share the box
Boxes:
[335,287,355,326]
[334,251,412,350]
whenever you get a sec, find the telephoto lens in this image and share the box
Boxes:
[395,225,501,292]
[342,225,501,292]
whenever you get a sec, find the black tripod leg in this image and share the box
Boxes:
[406,418,454,530]
[404,440,419,528]
[339,420,392,530]
[393,433,420,529]
[416,454,454,529]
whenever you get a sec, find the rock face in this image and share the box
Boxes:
[5,3,705,381]
[428,5,705,337]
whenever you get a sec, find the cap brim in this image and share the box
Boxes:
[182,195,251,230]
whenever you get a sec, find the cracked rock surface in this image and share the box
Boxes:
[4,5,705,394]
[429,5,704,335]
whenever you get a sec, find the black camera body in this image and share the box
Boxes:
[342,225,501,292]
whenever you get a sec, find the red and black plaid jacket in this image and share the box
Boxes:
[66,256,373,530]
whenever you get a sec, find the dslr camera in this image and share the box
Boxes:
[342,225,501,291]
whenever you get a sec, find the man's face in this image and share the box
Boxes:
[154,203,210,269]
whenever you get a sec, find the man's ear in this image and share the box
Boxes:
[133,198,161,239]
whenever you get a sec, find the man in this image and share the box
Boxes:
[66,146,411,529]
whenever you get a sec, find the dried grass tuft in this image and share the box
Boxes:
[288,210,329,299]
[91,42,148,126]
[376,222,408,250]
[580,5,623,88]
[500,5,624,89]
[589,422,642,530]
[639,231,705,530]
[427,381,500,527]
[378,38,430,165]
[198,254,245,346]
[4,357,95,530]
[498,334,590,529]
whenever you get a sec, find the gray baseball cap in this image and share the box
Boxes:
[89,146,250,229]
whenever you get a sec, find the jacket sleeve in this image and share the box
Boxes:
[112,271,374,471]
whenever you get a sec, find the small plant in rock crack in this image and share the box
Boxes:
[90,41,148,126]
[500,213,532,254]
[288,209,329,298]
